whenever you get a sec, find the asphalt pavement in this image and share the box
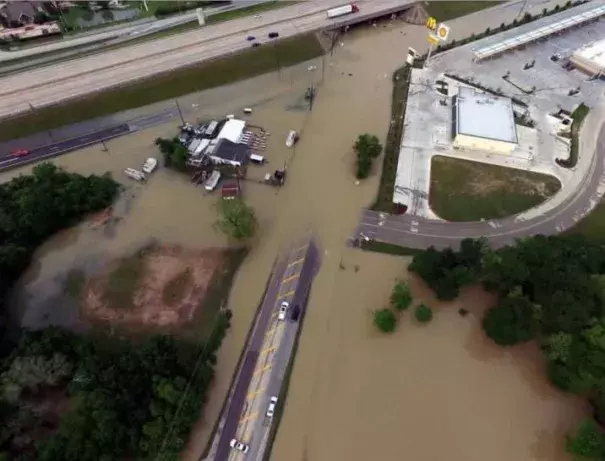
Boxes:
[354,123,605,249]
[212,238,319,461]
[0,0,417,118]
[0,124,130,172]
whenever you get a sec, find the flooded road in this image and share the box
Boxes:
[1,17,586,461]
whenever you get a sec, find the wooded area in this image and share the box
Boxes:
[409,235,605,459]
[0,164,233,460]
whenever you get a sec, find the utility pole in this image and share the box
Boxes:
[175,99,185,125]
[29,102,55,141]
[101,140,108,152]
[142,0,148,12]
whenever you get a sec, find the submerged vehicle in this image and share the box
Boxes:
[286,130,298,148]
[124,168,146,181]
[142,157,158,174]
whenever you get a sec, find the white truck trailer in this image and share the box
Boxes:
[326,3,359,19]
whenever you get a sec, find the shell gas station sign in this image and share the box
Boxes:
[426,17,451,44]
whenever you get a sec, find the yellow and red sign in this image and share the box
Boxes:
[426,17,450,42]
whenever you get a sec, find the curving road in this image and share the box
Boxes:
[355,122,605,249]
[0,0,416,119]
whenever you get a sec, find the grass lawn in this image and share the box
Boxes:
[0,33,323,141]
[371,65,411,213]
[566,203,605,240]
[424,1,503,21]
[430,156,561,222]
[207,1,297,24]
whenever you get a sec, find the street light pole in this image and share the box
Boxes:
[175,99,185,125]
[29,102,55,141]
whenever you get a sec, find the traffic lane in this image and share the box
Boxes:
[0,124,131,171]
[0,0,415,115]
[214,257,289,461]
[246,243,318,460]
[215,351,260,461]
[0,0,347,94]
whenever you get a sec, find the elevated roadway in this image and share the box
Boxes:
[210,238,319,461]
[0,0,417,120]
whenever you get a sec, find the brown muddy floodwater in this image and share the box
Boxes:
[1,19,586,461]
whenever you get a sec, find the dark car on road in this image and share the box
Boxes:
[268,31,279,39]
[290,305,301,322]
[246,35,255,41]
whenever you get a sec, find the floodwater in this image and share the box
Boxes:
[1,15,586,461]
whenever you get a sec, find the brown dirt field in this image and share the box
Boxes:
[82,245,224,328]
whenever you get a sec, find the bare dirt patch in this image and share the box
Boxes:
[83,245,225,328]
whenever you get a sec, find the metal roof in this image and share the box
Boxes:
[455,87,518,144]
[572,37,605,72]
[473,5,605,61]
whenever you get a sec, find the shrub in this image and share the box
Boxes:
[390,281,412,311]
[373,308,397,333]
[415,304,433,323]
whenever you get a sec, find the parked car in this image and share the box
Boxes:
[252,42,261,48]
[10,149,29,157]
[278,301,289,321]
[268,31,279,39]
[266,396,278,417]
[290,305,301,322]
[229,439,249,453]
[246,35,255,41]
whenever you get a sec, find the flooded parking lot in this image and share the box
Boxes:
[0,10,590,461]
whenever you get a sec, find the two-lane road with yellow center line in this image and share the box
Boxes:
[213,238,319,461]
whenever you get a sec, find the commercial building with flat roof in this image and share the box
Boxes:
[452,87,518,154]
[571,38,605,77]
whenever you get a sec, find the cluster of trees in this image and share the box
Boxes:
[155,138,189,172]
[0,164,119,335]
[215,198,256,240]
[0,312,231,460]
[409,235,605,458]
[354,134,382,180]
[373,281,435,332]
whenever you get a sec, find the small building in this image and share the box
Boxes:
[206,138,251,167]
[571,38,605,78]
[217,118,246,143]
[452,87,518,154]
[221,180,241,200]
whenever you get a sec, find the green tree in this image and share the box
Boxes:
[215,199,256,239]
[373,308,397,333]
[354,134,382,159]
[414,304,433,323]
[544,332,574,363]
[483,291,539,346]
[567,419,605,460]
[356,150,372,179]
[390,281,412,311]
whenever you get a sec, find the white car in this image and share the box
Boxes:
[266,396,278,418]
[278,301,289,321]
[230,438,249,453]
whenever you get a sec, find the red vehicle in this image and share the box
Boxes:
[10,149,30,157]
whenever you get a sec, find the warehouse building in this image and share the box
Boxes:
[571,38,605,77]
[452,87,518,154]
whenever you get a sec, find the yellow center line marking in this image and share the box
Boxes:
[287,257,304,268]
[253,363,273,377]
[261,345,276,356]
[277,290,295,300]
[240,411,258,424]
[282,273,300,284]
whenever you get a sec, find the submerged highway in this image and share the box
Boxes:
[0,0,417,120]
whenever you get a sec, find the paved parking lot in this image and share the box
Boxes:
[394,2,605,218]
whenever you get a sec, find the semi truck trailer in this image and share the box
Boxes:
[326,3,359,19]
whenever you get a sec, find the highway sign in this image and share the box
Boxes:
[436,23,450,41]
[426,17,437,30]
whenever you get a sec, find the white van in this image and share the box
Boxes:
[250,154,266,165]
[243,108,252,114]
[204,170,221,191]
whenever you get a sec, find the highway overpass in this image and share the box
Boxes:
[0,0,419,120]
